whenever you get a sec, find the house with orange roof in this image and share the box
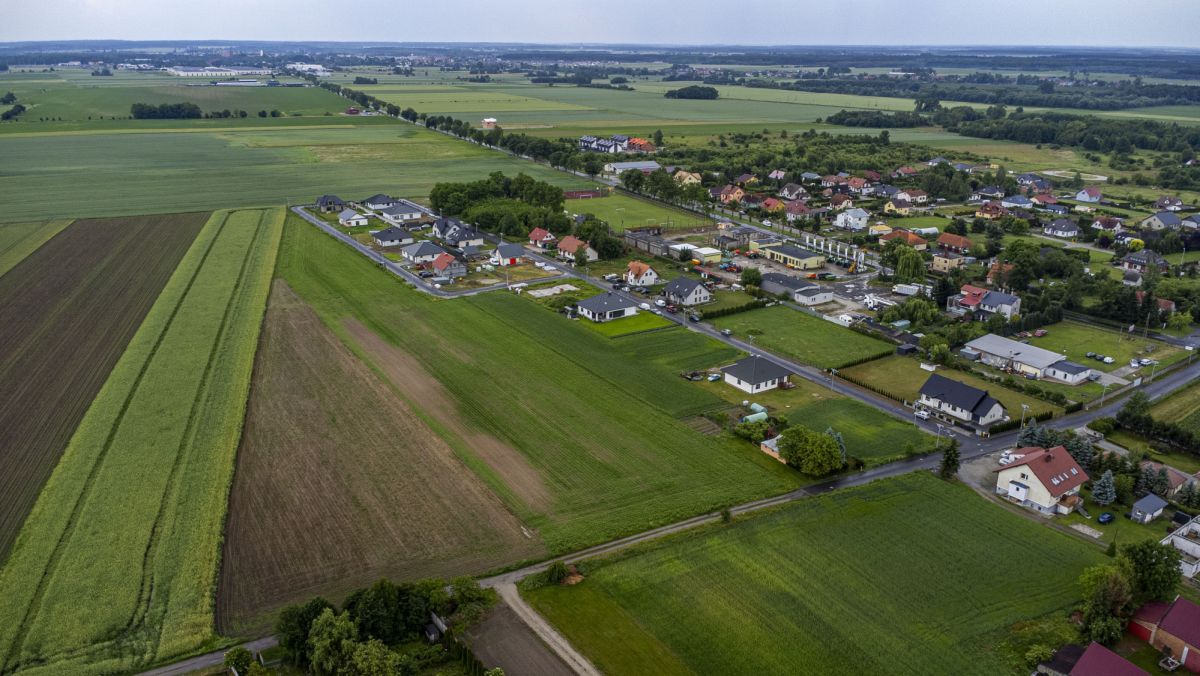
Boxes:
[994,445,1088,515]
[430,252,467,279]
[937,232,972,254]
[880,229,928,250]
[623,260,660,287]
[761,197,786,213]
[556,235,598,262]
[627,137,656,153]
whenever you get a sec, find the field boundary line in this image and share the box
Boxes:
[0,211,233,674]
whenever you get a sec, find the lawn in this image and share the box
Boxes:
[524,472,1105,675]
[275,217,800,561]
[841,355,1062,418]
[580,311,675,337]
[1057,486,1171,546]
[566,194,710,232]
[1022,321,1186,373]
[0,208,284,674]
[709,305,893,369]
[1106,430,1200,476]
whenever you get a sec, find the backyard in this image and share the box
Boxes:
[710,306,893,369]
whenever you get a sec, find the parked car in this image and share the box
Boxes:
[1130,359,1141,369]
[688,314,702,323]
[655,299,667,307]
[1086,351,1097,359]
[1098,512,1115,525]
[721,329,733,336]
[707,373,721,382]
[665,304,678,314]
[1088,372,1102,382]
[914,409,931,420]
[1103,356,1115,364]
[1033,329,1048,337]
[638,302,652,311]
[1140,358,1156,366]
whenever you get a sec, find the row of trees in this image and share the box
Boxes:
[1115,391,1200,455]
[130,102,202,119]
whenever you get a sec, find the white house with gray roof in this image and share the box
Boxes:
[338,209,369,227]
[576,293,638,322]
[721,355,792,394]
[401,241,447,264]
[662,277,711,306]
[371,226,414,248]
[917,373,1006,427]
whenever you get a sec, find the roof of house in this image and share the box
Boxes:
[919,373,1002,421]
[577,292,637,314]
[881,229,926,246]
[1049,360,1090,375]
[364,193,396,205]
[557,235,590,254]
[760,272,809,292]
[431,252,461,272]
[981,290,1019,307]
[722,355,792,385]
[1157,195,1183,206]
[1039,644,1086,675]
[528,226,554,241]
[403,241,446,258]
[383,202,422,216]
[1140,460,1192,491]
[937,232,972,250]
[1133,492,1169,514]
[339,208,363,220]
[888,199,912,209]
[1147,211,1183,227]
[627,260,654,277]
[831,194,852,205]
[373,225,410,241]
[1123,249,1167,267]
[843,208,869,219]
[965,334,1065,370]
[999,446,1088,498]
[1079,186,1102,198]
[317,194,346,206]
[494,242,525,259]
[663,277,706,297]
[1070,642,1147,676]
[1124,269,1143,283]
[1049,218,1079,231]
[1157,597,1200,649]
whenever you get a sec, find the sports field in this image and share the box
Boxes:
[566,194,710,232]
[274,218,800,559]
[524,472,1105,675]
[0,213,208,557]
[710,306,894,369]
[0,208,283,674]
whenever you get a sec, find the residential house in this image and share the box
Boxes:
[379,200,427,225]
[1130,597,1200,672]
[820,174,846,188]
[761,197,786,213]
[1139,460,1195,497]
[1092,215,1124,234]
[432,218,483,248]
[994,445,1088,515]
[1037,642,1148,676]
[874,184,900,199]
[972,186,1005,201]
[937,232,972,254]
[721,355,792,394]
[401,241,447,264]
[528,227,557,249]
[361,194,399,210]
[674,171,702,186]
[793,285,833,306]
[430,252,467,280]
[1156,195,1184,212]
[1043,360,1093,386]
[1044,219,1080,239]
[784,200,812,222]
[978,290,1022,320]
[371,225,413,247]
[931,251,964,273]
[1142,211,1183,231]
[662,277,712,306]
[800,171,822,182]
[1032,193,1059,206]
[316,194,347,213]
[627,137,656,153]
[1123,270,1144,287]
[624,260,659,287]
[1186,216,1200,232]
[1160,514,1200,579]
[760,243,825,269]
[975,201,1008,220]
[557,235,598,263]
[830,194,854,210]
[1130,493,1168,524]
[767,169,787,181]
[491,242,525,267]
[952,162,973,172]
[779,183,808,200]
[576,293,638,322]
[884,199,913,215]
[1075,186,1102,203]
[834,208,869,231]
[1043,204,1071,216]
[947,284,987,315]
[895,188,928,204]
[892,165,919,179]
[1001,195,1034,209]
[847,177,871,195]
[869,223,893,238]
[735,173,758,186]
[926,156,949,167]
[338,208,370,227]
[1135,291,1177,314]
[964,334,1079,379]
[917,373,1007,427]
[713,185,745,204]
[880,229,928,250]
[987,261,1015,286]
[1016,172,1040,186]
[1122,249,1169,274]
[863,169,882,182]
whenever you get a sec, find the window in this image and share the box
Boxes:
[1020,472,1029,480]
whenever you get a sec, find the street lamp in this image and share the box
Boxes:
[1099,382,1112,407]
[1019,403,1030,428]
[935,423,946,449]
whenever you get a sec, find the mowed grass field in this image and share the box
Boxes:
[1152,378,1200,434]
[1022,320,1184,372]
[275,218,800,559]
[565,194,710,232]
[216,281,546,635]
[0,213,208,558]
[710,306,894,369]
[841,355,1061,417]
[0,208,284,674]
[525,472,1105,675]
[0,121,595,223]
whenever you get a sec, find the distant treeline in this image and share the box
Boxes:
[824,110,927,127]
[664,85,718,100]
[352,76,377,85]
[130,102,202,119]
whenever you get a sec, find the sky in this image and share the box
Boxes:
[4,0,1200,47]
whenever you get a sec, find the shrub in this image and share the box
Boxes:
[545,561,570,584]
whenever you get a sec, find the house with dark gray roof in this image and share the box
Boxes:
[1044,360,1092,386]
[979,290,1021,320]
[576,293,638,322]
[662,277,711,306]
[379,200,427,225]
[721,355,792,394]
[316,194,346,212]
[372,226,414,247]
[759,272,809,296]
[1141,211,1183,232]
[361,194,399,210]
[917,373,1006,427]
[491,242,526,266]
[1122,249,1169,273]
[401,241,447,264]
[1044,219,1080,239]
[432,218,484,248]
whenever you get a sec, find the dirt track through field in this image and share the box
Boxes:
[345,319,553,511]
[216,283,545,634]
[0,213,207,559]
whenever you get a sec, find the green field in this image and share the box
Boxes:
[841,355,1062,418]
[1151,377,1200,435]
[580,311,675,337]
[277,217,800,557]
[710,306,893,369]
[0,208,284,674]
[0,219,73,276]
[566,194,709,232]
[525,472,1104,675]
[1023,321,1184,373]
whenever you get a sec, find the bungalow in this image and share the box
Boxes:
[1130,597,1200,672]
[994,445,1088,515]
[965,334,1069,378]
[1075,186,1102,203]
[917,373,1006,427]
[952,162,973,172]
[937,232,972,254]
[830,194,854,210]
[976,202,1008,220]
[880,229,928,250]
[883,199,912,216]
[338,208,370,227]
[793,285,833,306]
[1044,219,1080,239]
[1142,211,1183,231]
[800,171,822,182]
[892,165,919,179]
[1016,172,1040,186]
[379,200,427,225]
[779,183,808,200]
[557,235,598,263]
[930,251,964,273]
[972,186,1005,201]
[316,194,347,213]
[624,260,660,287]
[430,252,467,280]
[760,243,825,270]
[491,242,526,267]
[662,277,712,306]
[761,197,786,213]
[721,355,792,394]
[402,241,447,264]
[1092,215,1124,233]
[1186,216,1200,231]
[1122,249,1169,273]
[576,293,638,322]
[1156,195,1184,212]
[1042,204,1071,216]
[432,218,484,248]
[768,169,787,181]
[1001,195,1033,209]
[361,194,399,210]
[371,225,414,247]
[528,227,557,249]
[1135,291,1178,314]
[1043,360,1093,386]
[926,156,949,167]
[1037,642,1148,676]
[673,170,702,185]
[834,208,869,231]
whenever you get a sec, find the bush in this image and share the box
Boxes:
[545,561,570,584]
[1089,417,1117,436]
[224,646,253,672]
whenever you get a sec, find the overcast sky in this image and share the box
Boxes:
[4,0,1199,47]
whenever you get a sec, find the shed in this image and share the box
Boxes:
[1131,493,1168,524]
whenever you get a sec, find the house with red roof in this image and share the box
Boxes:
[892,165,920,178]
[937,232,972,254]
[761,197,786,213]
[1130,597,1200,672]
[880,229,928,250]
[784,200,811,222]
[994,446,1088,515]
[1075,186,1103,203]
[528,227,557,249]
[430,252,467,279]
[830,194,854,210]
[557,235,598,262]
[1037,642,1148,676]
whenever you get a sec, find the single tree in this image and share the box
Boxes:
[1119,540,1183,603]
[1092,470,1117,506]
[776,424,842,476]
[740,266,763,288]
[1152,468,1170,498]
[224,647,253,673]
[308,609,358,676]
[939,438,961,479]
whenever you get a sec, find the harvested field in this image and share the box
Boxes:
[463,601,573,676]
[0,212,207,558]
[217,283,545,634]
